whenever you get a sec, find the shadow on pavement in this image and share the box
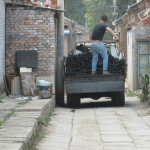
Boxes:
[79,101,112,108]
[57,97,133,109]
[61,100,126,109]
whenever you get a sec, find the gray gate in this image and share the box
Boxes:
[138,41,150,88]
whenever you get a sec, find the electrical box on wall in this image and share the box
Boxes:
[15,50,38,68]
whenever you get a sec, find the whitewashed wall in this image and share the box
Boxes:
[0,0,5,95]
[127,25,150,91]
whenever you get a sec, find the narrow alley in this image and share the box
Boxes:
[0,0,150,150]
[36,97,150,150]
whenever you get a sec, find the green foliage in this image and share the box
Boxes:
[0,100,5,103]
[140,74,150,102]
[84,0,113,30]
[17,97,32,105]
[0,109,15,128]
[65,0,86,25]
[38,0,137,39]
[42,110,57,126]
[117,0,136,17]
[27,109,56,150]
[0,120,4,127]
[4,109,16,121]
[37,0,137,33]
[83,0,137,33]
[127,90,141,97]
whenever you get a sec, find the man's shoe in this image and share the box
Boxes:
[91,72,97,75]
[102,71,112,75]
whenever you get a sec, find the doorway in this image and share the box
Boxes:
[138,41,150,88]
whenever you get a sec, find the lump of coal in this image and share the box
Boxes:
[65,45,127,76]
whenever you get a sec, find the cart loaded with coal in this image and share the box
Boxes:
[64,42,127,107]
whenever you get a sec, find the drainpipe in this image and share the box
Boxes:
[55,0,64,106]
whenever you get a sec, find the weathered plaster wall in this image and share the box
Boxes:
[0,0,5,95]
[127,29,136,91]
[127,25,150,91]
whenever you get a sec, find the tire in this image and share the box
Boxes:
[55,92,64,106]
[111,92,125,106]
[67,94,80,108]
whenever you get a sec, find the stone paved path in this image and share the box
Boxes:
[0,96,54,150]
[0,97,20,121]
[37,97,150,150]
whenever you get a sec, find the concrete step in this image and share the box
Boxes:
[0,96,55,150]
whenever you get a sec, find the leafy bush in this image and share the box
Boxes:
[140,74,150,102]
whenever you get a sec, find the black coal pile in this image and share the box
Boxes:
[65,44,127,76]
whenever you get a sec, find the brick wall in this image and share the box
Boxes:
[116,0,148,59]
[0,0,5,95]
[6,4,56,77]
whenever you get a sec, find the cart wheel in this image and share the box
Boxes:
[67,94,80,108]
[111,92,125,106]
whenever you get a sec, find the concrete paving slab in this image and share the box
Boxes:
[69,145,103,150]
[34,97,150,150]
[0,96,55,150]
[0,142,23,150]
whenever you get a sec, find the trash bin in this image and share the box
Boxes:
[37,80,52,99]
[39,86,51,99]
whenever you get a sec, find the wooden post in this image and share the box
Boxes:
[55,0,65,106]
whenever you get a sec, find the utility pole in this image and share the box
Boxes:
[55,0,64,106]
[112,0,118,25]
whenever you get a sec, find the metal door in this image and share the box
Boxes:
[138,41,150,88]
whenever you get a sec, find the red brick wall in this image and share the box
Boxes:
[6,5,56,76]
[116,0,148,59]
[143,16,150,25]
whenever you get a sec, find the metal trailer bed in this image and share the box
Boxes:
[65,75,125,107]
